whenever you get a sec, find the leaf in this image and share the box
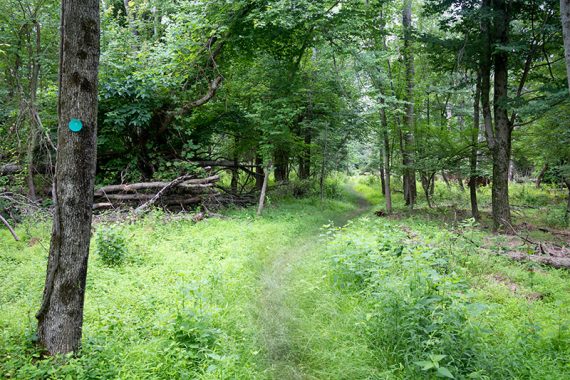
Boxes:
[414,361,435,370]
[430,354,447,362]
[437,367,455,379]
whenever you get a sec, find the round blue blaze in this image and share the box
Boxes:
[69,118,83,132]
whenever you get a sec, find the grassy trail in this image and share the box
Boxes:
[257,187,371,379]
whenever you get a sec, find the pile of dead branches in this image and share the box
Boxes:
[93,174,220,212]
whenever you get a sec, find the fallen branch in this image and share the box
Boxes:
[0,214,19,241]
[95,175,219,196]
[135,175,195,214]
[506,252,570,269]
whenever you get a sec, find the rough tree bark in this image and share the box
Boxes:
[562,0,570,92]
[490,0,512,229]
[36,0,100,355]
[480,0,512,230]
[402,0,417,208]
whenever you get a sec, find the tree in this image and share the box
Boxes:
[402,0,417,208]
[562,0,570,92]
[36,0,100,355]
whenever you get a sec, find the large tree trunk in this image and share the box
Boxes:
[469,73,481,220]
[36,0,100,355]
[402,0,416,208]
[562,0,570,92]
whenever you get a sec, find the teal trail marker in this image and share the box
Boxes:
[69,118,83,132]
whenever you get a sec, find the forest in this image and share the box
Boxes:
[1,0,570,378]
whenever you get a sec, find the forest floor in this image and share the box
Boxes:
[1,177,570,379]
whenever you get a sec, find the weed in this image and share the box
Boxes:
[95,226,127,266]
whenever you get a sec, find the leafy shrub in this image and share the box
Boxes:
[95,226,127,266]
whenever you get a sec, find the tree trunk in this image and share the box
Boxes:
[402,0,416,208]
[36,0,100,355]
[491,0,512,230]
[299,127,311,180]
[255,155,264,191]
[230,145,238,194]
[274,147,289,182]
[26,128,38,201]
[257,161,272,216]
[561,0,570,92]
[420,172,433,208]
[480,0,512,230]
[536,163,548,188]
[469,73,481,220]
[380,100,392,213]
[564,177,570,225]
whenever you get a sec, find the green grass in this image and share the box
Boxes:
[0,196,356,379]
[1,177,569,379]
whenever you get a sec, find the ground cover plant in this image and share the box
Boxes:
[1,178,569,379]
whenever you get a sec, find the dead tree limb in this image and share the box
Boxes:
[94,175,219,196]
[257,162,272,216]
[134,175,195,214]
[0,214,19,241]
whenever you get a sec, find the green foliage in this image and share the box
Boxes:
[323,183,570,379]
[0,194,356,379]
[95,226,128,266]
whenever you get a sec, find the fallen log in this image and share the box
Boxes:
[93,196,202,210]
[0,164,22,176]
[506,252,570,270]
[135,175,203,213]
[94,175,219,196]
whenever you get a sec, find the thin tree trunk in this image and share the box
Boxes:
[536,163,548,188]
[320,124,329,201]
[26,129,38,201]
[36,0,100,355]
[421,173,432,208]
[402,0,416,208]
[561,0,570,92]
[255,155,264,191]
[565,178,570,225]
[257,161,272,216]
[469,73,481,220]
[231,142,238,194]
[442,170,451,189]
[380,100,392,213]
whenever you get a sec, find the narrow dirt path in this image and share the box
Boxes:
[258,187,371,379]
